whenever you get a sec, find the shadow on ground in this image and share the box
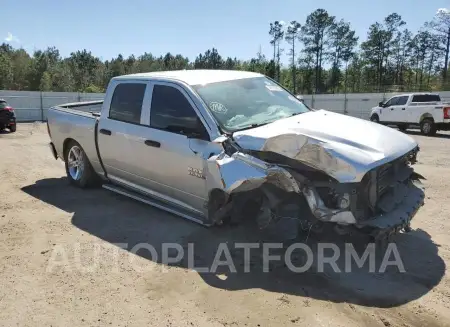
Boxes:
[22,177,446,308]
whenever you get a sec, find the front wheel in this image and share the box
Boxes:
[64,140,97,188]
[370,115,379,123]
[420,119,436,136]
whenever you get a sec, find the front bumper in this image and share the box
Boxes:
[356,179,425,230]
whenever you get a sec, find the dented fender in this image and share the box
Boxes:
[203,137,356,226]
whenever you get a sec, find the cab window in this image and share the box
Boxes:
[150,84,209,140]
[109,83,147,124]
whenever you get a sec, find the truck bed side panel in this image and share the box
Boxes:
[47,107,103,175]
[408,102,444,123]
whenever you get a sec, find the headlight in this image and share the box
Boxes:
[316,187,351,210]
[336,193,350,209]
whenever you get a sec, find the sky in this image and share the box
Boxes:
[2,0,449,63]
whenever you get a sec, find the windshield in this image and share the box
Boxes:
[0,101,7,109]
[193,77,310,132]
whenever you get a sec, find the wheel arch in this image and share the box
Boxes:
[419,113,434,123]
[62,138,77,160]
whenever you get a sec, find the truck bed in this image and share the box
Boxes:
[55,100,104,117]
[47,101,104,175]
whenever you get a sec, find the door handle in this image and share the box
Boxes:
[99,129,112,135]
[145,140,161,148]
[390,108,394,110]
[402,108,405,110]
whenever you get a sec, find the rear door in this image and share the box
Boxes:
[97,80,153,187]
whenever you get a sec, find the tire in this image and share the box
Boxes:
[397,124,407,132]
[8,124,16,132]
[64,140,97,188]
[420,118,436,136]
[370,115,379,123]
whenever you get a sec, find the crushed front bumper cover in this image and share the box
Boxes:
[355,179,425,239]
[203,137,424,239]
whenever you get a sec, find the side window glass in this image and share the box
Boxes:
[397,96,408,106]
[412,95,426,102]
[109,83,146,124]
[423,94,440,102]
[385,98,394,107]
[390,97,400,106]
[150,85,209,139]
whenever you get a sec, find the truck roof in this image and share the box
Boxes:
[391,92,440,97]
[113,69,263,86]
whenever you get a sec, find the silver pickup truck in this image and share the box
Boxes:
[47,70,425,241]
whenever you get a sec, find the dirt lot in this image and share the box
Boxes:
[1,123,450,327]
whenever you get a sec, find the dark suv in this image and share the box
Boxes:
[0,99,16,132]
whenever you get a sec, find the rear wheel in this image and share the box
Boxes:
[64,140,97,188]
[8,124,16,132]
[420,119,436,136]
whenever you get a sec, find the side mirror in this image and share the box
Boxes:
[378,101,384,107]
[185,118,209,141]
[186,131,203,139]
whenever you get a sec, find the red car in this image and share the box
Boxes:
[0,99,16,132]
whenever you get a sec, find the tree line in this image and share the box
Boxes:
[0,8,449,94]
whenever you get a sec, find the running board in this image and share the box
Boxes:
[102,184,211,227]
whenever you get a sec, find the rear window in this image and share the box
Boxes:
[412,94,441,103]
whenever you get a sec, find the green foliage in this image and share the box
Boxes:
[0,51,13,89]
[84,84,104,93]
[0,8,449,94]
[39,71,52,91]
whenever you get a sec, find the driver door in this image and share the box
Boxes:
[379,97,398,122]
[136,82,215,214]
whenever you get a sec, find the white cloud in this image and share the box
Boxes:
[437,8,450,15]
[5,32,20,43]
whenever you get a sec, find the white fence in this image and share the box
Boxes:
[0,91,104,122]
[2,90,450,122]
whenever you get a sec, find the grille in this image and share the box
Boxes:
[377,162,395,197]
[355,147,418,220]
[375,148,417,204]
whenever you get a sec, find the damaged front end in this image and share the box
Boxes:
[204,133,425,241]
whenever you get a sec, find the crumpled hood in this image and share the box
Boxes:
[233,110,418,182]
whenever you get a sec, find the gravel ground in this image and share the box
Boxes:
[1,123,450,327]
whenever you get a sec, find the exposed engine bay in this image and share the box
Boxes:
[204,127,425,242]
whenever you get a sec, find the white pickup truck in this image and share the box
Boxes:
[46,70,425,242]
[370,93,450,136]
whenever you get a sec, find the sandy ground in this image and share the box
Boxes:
[1,122,450,327]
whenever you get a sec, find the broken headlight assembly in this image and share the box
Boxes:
[315,186,351,210]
